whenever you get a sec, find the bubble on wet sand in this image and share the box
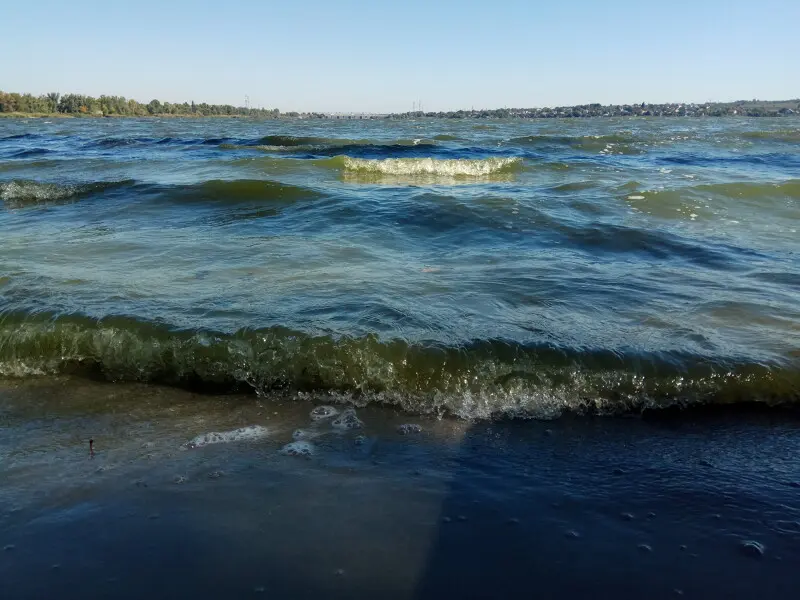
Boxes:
[183,425,269,449]
[331,408,363,430]
[281,440,315,457]
[310,405,339,421]
[292,428,320,441]
[397,423,422,435]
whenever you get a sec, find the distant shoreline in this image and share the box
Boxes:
[0,112,249,119]
[1,90,798,120]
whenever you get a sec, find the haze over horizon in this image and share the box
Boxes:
[3,0,798,113]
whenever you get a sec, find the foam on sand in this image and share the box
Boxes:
[281,440,315,457]
[183,425,270,449]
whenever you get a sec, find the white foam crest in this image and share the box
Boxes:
[341,156,521,177]
[0,181,78,203]
[184,425,269,449]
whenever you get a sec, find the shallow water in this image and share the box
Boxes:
[0,379,798,599]
[1,117,798,417]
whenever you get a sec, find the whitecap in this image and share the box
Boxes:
[341,156,520,177]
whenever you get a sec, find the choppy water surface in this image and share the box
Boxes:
[1,117,798,418]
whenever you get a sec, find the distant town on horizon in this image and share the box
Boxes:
[1,89,798,119]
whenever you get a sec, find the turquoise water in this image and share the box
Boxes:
[1,117,798,417]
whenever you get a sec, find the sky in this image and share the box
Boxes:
[2,0,798,113]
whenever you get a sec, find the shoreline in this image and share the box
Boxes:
[2,112,799,120]
[2,376,798,599]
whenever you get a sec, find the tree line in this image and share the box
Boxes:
[2,89,798,119]
[392,101,800,119]
[0,90,280,118]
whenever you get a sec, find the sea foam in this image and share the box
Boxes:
[184,425,270,449]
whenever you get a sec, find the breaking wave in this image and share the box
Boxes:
[0,179,135,206]
[0,178,322,208]
[338,156,522,177]
[0,313,796,420]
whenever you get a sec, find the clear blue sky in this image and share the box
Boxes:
[2,0,797,113]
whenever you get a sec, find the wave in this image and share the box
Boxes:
[0,133,40,142]
[508,133,642,154]
[252,135,435,148]
[0,179,135,206]
[741,130,800,143]
[336,156,522,178]
[82,136,238,149]
[694,180,800,200]
[162,179,323,204]
[624,179,800,205]
[88,137,143,149]
[0,313,796,419]
[659,152,800,169]
[0,177,322,209]
[7,148,51,158]
[223,140,443,160]
[255,135,355,147]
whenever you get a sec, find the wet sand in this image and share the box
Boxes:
[1,378,799,599]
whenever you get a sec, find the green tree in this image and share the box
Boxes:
[47,92,60,112]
